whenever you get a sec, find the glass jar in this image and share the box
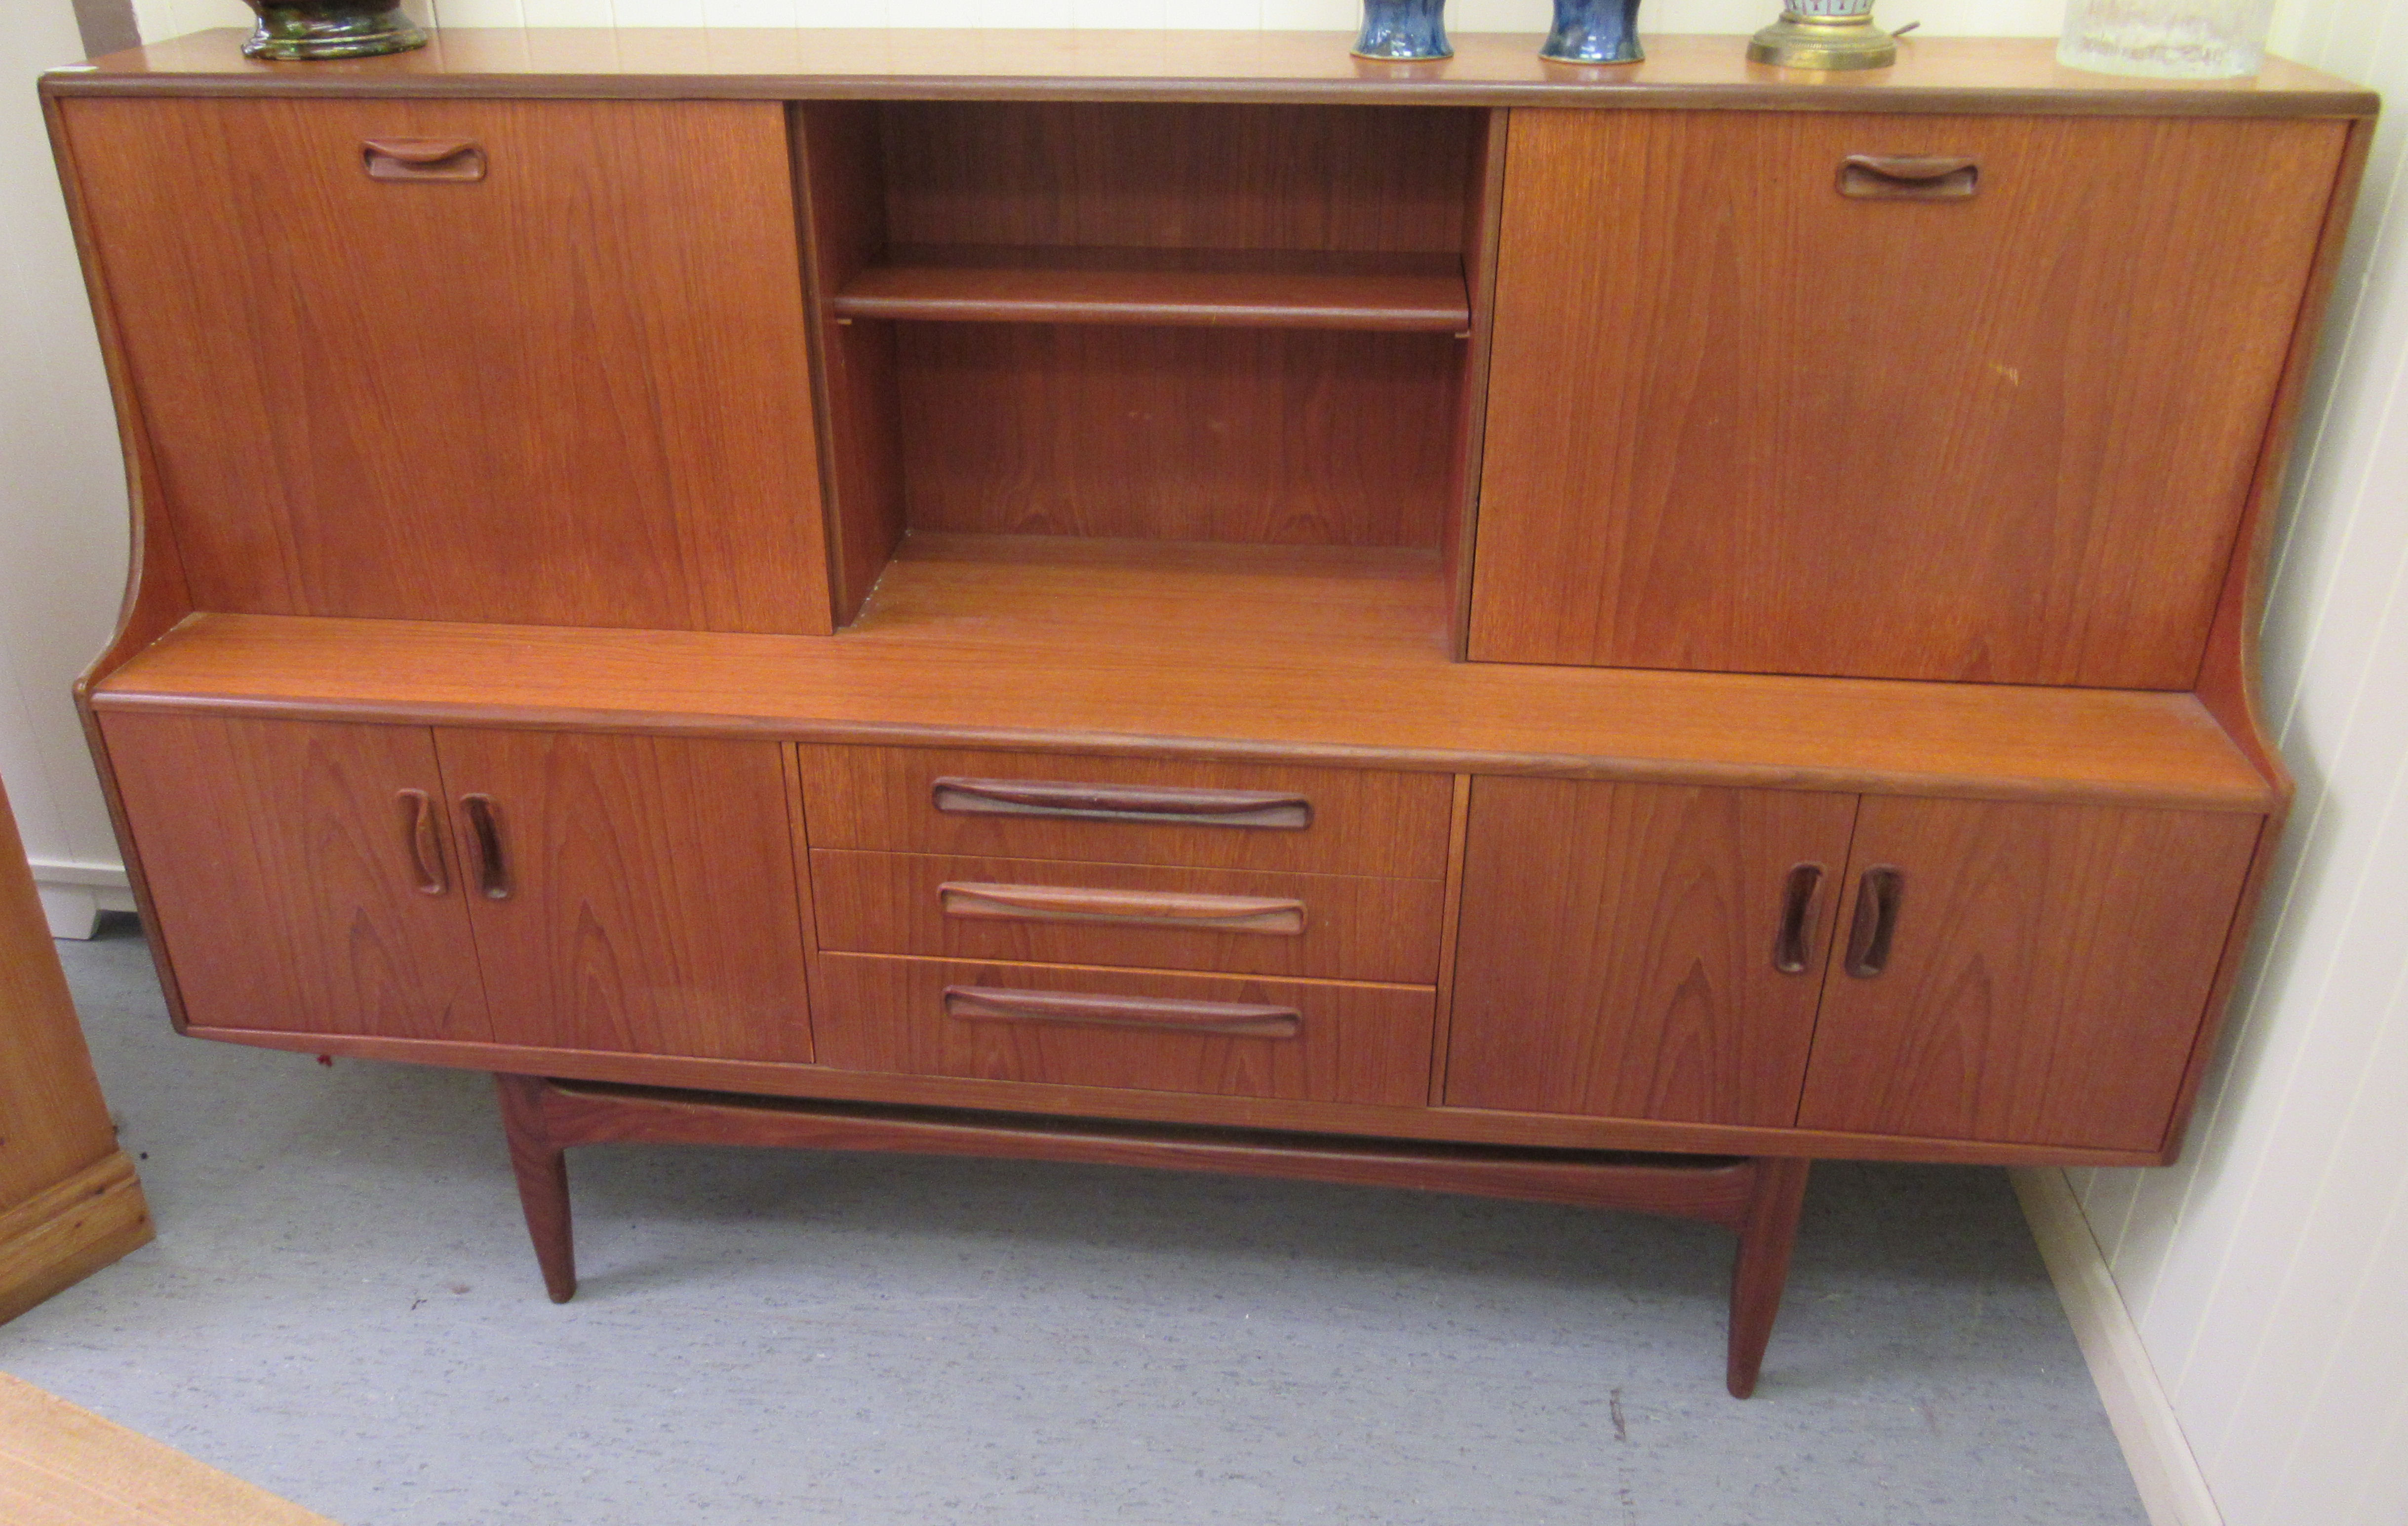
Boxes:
[2058,0,2276,78]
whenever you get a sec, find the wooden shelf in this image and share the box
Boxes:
[94,534,2273,812]
[48,33,2376,119]
[831,247,1471,331]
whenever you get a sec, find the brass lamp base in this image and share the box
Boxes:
[1747,11,1897,71]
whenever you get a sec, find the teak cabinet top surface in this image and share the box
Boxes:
[45,31,2374,116]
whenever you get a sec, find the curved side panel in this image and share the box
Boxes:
[42,85,197,1029]
[2163,112,2378,1163]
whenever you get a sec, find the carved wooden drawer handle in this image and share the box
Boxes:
[1838,155,1979,200]
[942,984,1302,1038]
[396,788,448,896]
[1843,866,1904,978]
[931,776,1311,830]
[939,881,1307,935]
[362,137,487,183]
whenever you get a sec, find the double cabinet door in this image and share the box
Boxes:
[100,713,811,1063]
[1446,779,2263,1153]
[102,714,2262,1154]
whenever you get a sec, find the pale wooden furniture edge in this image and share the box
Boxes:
[0,1153,152,1329]
[0,1369,337,1526]
[0,768,152,1325]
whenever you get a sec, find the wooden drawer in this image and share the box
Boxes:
[813,955,1434,1105]
[811,850,1444,983]
[797,745,1452,879]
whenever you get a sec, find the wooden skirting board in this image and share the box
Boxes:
[0,1370,334,1526]
[0,1153,151,1330]
[2012,1168,2224,1526]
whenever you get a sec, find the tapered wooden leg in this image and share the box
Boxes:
[1726,1156,1811,1399]
[494,1074,576,1303]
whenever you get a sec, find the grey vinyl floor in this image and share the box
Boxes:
[2,921,2148,1526]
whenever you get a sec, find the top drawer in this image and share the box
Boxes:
[797,745,1453,880]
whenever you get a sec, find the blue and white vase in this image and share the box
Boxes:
[1541,0,1644,64]
[1354,0,1452,61]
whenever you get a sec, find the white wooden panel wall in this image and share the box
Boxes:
[2065,2,2408,1524]
[0,3,140,934]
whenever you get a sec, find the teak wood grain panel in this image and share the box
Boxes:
[880,102,1475,253]
[98,713,488,1042]
[61,96,829,633]
[814,954,1434,1106]
[797,744,1455,878]
[93,595,2278,812]
[1472,110,2348,686]
[1796,797,2262,1150]
[433,729,812,1063]
[811,849,1445,983]
[50,34,2375,117]
[894,325,1459,548]
[1446,779,1858,1126]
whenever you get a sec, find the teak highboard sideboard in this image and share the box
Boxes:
[42,28,2376,1396]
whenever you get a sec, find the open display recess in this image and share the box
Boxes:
[43,28,2376,1397]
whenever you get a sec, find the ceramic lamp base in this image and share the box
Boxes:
[243,2,430,60]
[1746,11,1896,70]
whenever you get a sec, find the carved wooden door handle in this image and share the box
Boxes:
[942,984,1302,1038]
[459,793,511,900]
[397,788,448,896]
[1771,862,1824,974]
[1842,867,1904,978]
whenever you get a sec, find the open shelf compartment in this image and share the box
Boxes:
[792,99,1504,634]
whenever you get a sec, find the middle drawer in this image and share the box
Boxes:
[812,850,1446,983]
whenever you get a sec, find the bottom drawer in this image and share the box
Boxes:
[813,955,1434,1106]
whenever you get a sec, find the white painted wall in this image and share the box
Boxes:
[2062,2,2408,1523]
[1,3,139,936]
